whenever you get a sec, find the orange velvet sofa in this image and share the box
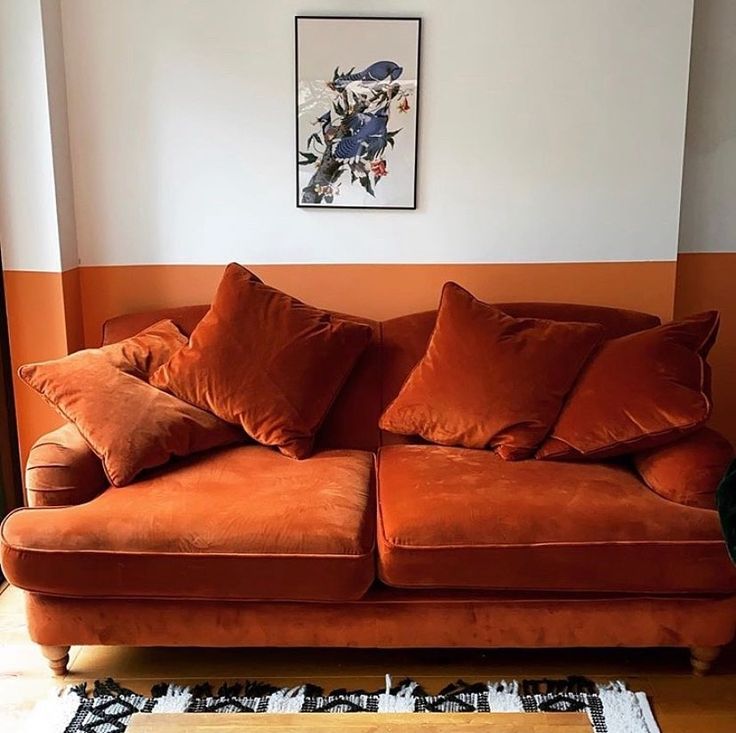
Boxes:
[2,301,736,677]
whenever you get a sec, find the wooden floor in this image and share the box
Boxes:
[1,582,735,732]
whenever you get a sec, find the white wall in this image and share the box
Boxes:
[678,0,736,253]
[0,0,62,272]
[58,0,694,267]
[41,0,80,271]
[1,0,694,270]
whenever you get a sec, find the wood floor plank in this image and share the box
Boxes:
[127,712,593,732]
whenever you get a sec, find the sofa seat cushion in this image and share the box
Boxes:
[377,445,736,594]
[1,445,375,602]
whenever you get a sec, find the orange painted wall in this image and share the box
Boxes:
[78,261,677,346]
[3,271,71,465]
[675,253,736,445]
[61,267,85,353]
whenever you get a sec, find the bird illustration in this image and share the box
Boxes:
[331,61,403,91]
[333,106,389,162]
[317,111,338,141]
[317,104,367,144]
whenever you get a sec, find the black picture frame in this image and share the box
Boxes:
[294,15,422,211]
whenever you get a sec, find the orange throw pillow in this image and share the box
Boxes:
[633,428,734,509]
[379,282,605,460]
[150,263,373,459]
[19,321,242,487]
[78,318,187,377]
[537,311,720,461]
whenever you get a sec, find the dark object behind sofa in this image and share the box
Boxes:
[717,459,736,564]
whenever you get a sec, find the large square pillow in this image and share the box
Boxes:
[19,320,242,487]
[537,311,720,461]
[379,282,606,460]
[150,263,373,459]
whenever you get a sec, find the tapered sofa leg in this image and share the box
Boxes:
[40,645,70,676]
[690,645,721,676]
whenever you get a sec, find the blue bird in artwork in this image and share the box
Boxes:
[317,111,332,131]
[317,110,336,139]
[333,106,389,162]
[331,60,403,91]
[317,109,353,144]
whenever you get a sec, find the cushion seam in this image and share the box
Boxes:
[379,537,728,550]
[1,543,374,560]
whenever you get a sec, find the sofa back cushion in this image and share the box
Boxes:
[103,305,210,345]
[104,301,660,453]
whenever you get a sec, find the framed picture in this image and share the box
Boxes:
[295,16,421,209]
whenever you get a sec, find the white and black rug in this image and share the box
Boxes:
[25,676,660,733]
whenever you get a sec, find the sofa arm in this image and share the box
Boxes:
[633,427,735,509]
[25,423,107,507]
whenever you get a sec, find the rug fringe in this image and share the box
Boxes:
[487,680,523,711]
[598,680,661,733]
[377,674,416,711]
[636,691,662,733]
[17,688,81,733]
[151,685,192,713]
[266,685,307,713]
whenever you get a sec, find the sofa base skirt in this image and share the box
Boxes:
[25,589,736,650]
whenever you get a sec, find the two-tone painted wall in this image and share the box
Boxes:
[0,0,83,461]
[2,0,733,464]
[676,0,736,446]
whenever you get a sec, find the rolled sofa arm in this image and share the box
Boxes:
[633,427,735,509]
[25,423,107,507]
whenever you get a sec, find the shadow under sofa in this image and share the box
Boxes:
[1,301,735,677]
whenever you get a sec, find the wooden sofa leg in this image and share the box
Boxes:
[40,645,70,676]
[690,646,721,676]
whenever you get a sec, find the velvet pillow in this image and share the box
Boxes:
[76,318,187,377]
[379,282,606,460]
[19,321,242,487]
[150,263,373,459]
[537,311,720,461]
[633,428,734,509]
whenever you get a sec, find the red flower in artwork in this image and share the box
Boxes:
[371,159,388,178]
[398,97,410,113]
